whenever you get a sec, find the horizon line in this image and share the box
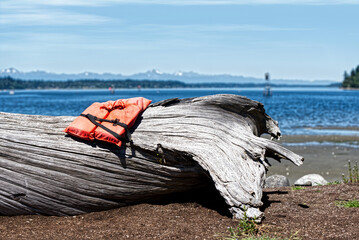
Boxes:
[0,67,340,82]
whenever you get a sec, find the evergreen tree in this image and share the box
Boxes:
[344,71,349,79]
[342,65,359,88]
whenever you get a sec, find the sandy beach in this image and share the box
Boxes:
[266,134,359,184]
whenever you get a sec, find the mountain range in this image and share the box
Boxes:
[0,67,336,86]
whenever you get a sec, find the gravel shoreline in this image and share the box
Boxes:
[266,134,359,184]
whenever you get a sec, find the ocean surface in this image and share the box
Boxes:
[1,87,359,136]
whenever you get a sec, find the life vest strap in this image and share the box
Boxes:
[80,113,131,142]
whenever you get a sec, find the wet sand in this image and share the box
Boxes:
[265,134,359,184]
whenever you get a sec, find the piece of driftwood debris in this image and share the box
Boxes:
[0,94,303,220]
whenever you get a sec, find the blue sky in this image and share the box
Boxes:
[0,0,358,81]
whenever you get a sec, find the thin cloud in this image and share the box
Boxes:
[129,0,359,5]
[132,24,313,34]
[0,1,113,26]
[0,12,110,26]
[1,0,359,7]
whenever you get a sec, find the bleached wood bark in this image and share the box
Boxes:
[0,94,303,220]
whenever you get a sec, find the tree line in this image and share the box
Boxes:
[342,65,359,88]
[0,77,186,90]
[0,76,270,89]
[0,76,338,90]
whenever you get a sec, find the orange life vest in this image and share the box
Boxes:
[64,97,151,147]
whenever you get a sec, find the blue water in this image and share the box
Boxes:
[1,88,358,135]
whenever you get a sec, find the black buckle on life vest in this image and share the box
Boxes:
[80,113,131,143]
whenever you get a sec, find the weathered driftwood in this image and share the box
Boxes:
[0,94,303,220]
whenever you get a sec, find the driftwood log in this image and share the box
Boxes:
[0,94,303,220]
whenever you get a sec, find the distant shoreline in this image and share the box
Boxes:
[0,76,340,90]
[341,87,359,91]
[0,85,340,91]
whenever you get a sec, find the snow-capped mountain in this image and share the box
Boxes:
[1,67,20,74]
[0,67,336,85]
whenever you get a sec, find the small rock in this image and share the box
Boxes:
[294,174,328,186]
[264,175,290,188]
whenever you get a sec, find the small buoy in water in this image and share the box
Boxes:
[9,90,14,95]
[108,86,115,94]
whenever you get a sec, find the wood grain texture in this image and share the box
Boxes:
[0,94,303,220]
